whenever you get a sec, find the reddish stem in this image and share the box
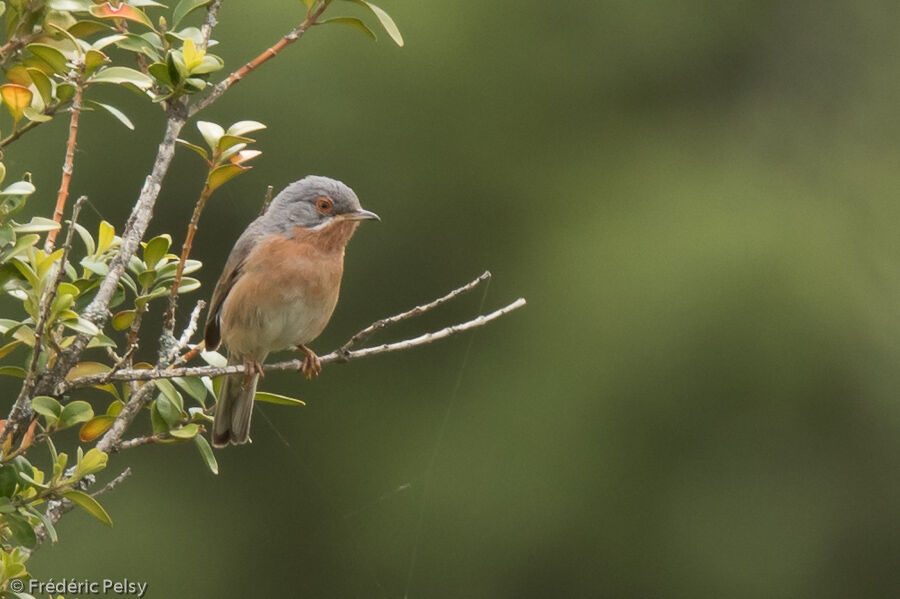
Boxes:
[163,183,213,333]
[45,82,84,251]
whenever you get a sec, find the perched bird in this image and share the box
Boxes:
[204,175,379,448]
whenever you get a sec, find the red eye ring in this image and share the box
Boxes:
[315,197,333,214]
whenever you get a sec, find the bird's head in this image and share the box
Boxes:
[267,175,379,231]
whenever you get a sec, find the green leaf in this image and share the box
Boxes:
[174,276,200,294]
[342,0,403,46]
[190,53,224,75]
[115,33,162,60]
[4,513,37,547]
[62,317,100,335]
[68,20,114,38]
[320,16,377,40]
[111,310,136,330]
[156,378,184,412]
[154,395,181,427]
[89,66,154,90]
[0,181,36,196]
[74,447,108,477]
[66,361,110,381]
[0,464,19,497]
[0,365,26,378]
[196,120,224,151]
[168,422,199,439]
[254,391,306,406]
[173,376,208,403]
[176,138,208,160]
[80,256,109,276]
[25,68,52,104]
[12,216,60,233]
[194,435,218,474]
[172,0,210,29]
[87,101,134,130]
[29,504,59,543]
[83,48,109,76]
[32,396,62,425]
[26,44,69,73]
[148,61,174,88]
[58,400,94,429]
[142,234,171,269]
[0,340,22,360]
[206,163,248,191]
[87,333,118,349]
[63,489,112,526]
[73,222,96,256]
[200,350,227,367]
[225,120,267,137]
[23,106,53,122]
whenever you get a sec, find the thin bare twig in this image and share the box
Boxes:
[118,433,171,451]
[63,296,527,390]
[176,300,206,354]
[340,271,492,355]
[188,1,329,118]
[1,197,86,447]
[259,184,274,216]
[35,109,189,397]
[36,467,132,543]
[200,0,224,50]
[93,467,133,496]
[46,72,85,251]
[162,183,213,336]
[0,103,63,148]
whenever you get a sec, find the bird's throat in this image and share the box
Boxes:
[291,219,359,253]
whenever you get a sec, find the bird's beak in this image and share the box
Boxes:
[341,208,380,222]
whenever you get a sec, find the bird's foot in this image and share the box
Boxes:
[242,359,264,388]
[299,345,322,380]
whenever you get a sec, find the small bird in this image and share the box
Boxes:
[204,175,379,448]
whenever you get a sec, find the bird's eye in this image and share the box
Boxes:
[315,197,334,214]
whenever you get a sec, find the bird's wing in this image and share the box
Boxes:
[204,219,266,349]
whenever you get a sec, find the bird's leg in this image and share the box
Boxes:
[241,358,264,388]
[298,345,322,380]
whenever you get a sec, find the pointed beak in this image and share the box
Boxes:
[343,208,380,222]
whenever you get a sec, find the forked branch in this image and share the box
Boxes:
[62,274,526,391]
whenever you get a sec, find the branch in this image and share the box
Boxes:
[45,74,85,251]
[340,271,491,354]
[162,183,212,337]
[35,109,188,395]
[259,184,274,217]
[97,300,204,453]
[188,1,329,118]
[0,102,63,148]
[1,197,86,447]
[63,296,527,390]
[200,0,224,51]
[36,467,132,543]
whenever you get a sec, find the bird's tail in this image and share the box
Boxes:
[211,353,260,448]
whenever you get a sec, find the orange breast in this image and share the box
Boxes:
[220,226,350,358]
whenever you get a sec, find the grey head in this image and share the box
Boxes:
[263,175,379,233]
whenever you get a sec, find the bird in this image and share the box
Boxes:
[203,175,379,448]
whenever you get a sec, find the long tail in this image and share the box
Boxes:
[212,355,259,448]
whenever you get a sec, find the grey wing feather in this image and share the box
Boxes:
[204,217,268,349]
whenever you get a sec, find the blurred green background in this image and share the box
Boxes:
[6,0,900,596]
